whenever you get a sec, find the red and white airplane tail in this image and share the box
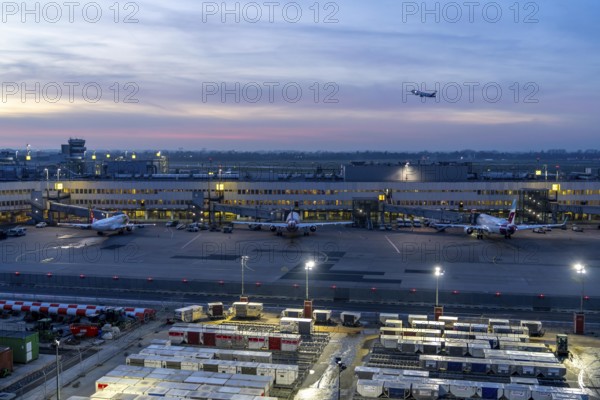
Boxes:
[506,199,517,225]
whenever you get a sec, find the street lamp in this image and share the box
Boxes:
[574,263,586,313]
[57,168,61,181]
[434,266,444,306]
[305,261,315,300]
[335,357,347,400]
[241,255,249,297]
[54,338,60,400]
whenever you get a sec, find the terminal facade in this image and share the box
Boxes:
[2,171,600,226]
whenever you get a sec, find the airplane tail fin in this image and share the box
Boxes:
[90,209,98,223]
[507,200,517,224]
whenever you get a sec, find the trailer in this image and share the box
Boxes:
[340,311,361,327]
[438,315,458,329]
[207,302,225,319]
[280,308,304,318]
[312,310,332,324]
[378,313,399,325]
[520,320,544,337]
[174,305,203,323]
[384,319,403,328]
[408,314,428,327]
[232,302,263,319]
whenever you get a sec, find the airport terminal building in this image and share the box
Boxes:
[2,163,600,226]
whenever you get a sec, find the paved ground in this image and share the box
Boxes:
[1,224,599,297]
[5,309,600,400]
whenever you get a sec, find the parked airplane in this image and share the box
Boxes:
[433,200,567,239]
[409,89,437,98]
[58,210,154,235]
[232,210,352,236]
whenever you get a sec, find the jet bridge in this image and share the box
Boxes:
[383,204,462,223]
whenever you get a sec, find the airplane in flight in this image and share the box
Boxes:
[58,210,154,235]
[409,89,437,98]
[232,210,353,236]
[433,200,567,239]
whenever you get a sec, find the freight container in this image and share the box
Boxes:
[520,320,544,337]
[207,302,225,319]
[0,330,39,363]
[357,379,384,398]
[488,318,510,328]
[378,313,399,326]
[380,335,399,349]
[408,314,428,326]
[340,311,361,327]
[174,305,203,323]
[275,364,299,385]
[412,383,438,400]
[503,384,532,400]
[232,302,263,319]
[438,315,458,329]
[281,334,301,352]
[449,382,482,398]
[247,336,266,350]
[280,308,304,318]
[413,320,444,331]
[312,310,332,324]
[0,347,13,372]
[384,319,403,328]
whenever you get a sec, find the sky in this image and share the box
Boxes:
[1,0,599,152]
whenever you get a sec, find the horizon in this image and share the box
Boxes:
[1,1,599,151]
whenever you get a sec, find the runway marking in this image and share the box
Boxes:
[385,235,400,254]
[182,234,201,249]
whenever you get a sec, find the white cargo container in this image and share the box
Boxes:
[488,318,510,327]
[379,313,399,325]
[312,309,332,324]
[357,379,384,398]
[275,364,299,385]
[520,320,544,336]
[280,308,304,318]
[449,382,483,398]
[207,302,225,319]
[174,305,203,323]
[503,384,532,400]
[340,311,361,326]
[233,302,263,319]
[438,316,458,328]
[408,314,428,326]
[384,319,403,328]
[279,317,312,334]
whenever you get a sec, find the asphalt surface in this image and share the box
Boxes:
[1,223,599,297]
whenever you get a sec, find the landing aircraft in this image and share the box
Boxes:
[433,200,567,239]
[409,89,437,98]
[58,210,154,235]
[232,210,352,236]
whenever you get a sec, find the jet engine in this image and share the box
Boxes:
[269,225,277,232]
[499,224,517,236]
[464,227,474,235]
[309,225,317,232]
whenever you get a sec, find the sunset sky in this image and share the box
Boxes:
[1,1,599,151]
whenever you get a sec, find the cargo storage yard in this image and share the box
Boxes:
[1,162,600,399]
[0,223,599,399]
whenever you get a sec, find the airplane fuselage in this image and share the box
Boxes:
[91,214,130,233]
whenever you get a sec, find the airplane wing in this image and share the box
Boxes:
[515,217,568,231]
[296,221,353,228]
[126,223,156,228]
[57,222,92,230]
[433,223,491,233]
[231,221,287,228]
